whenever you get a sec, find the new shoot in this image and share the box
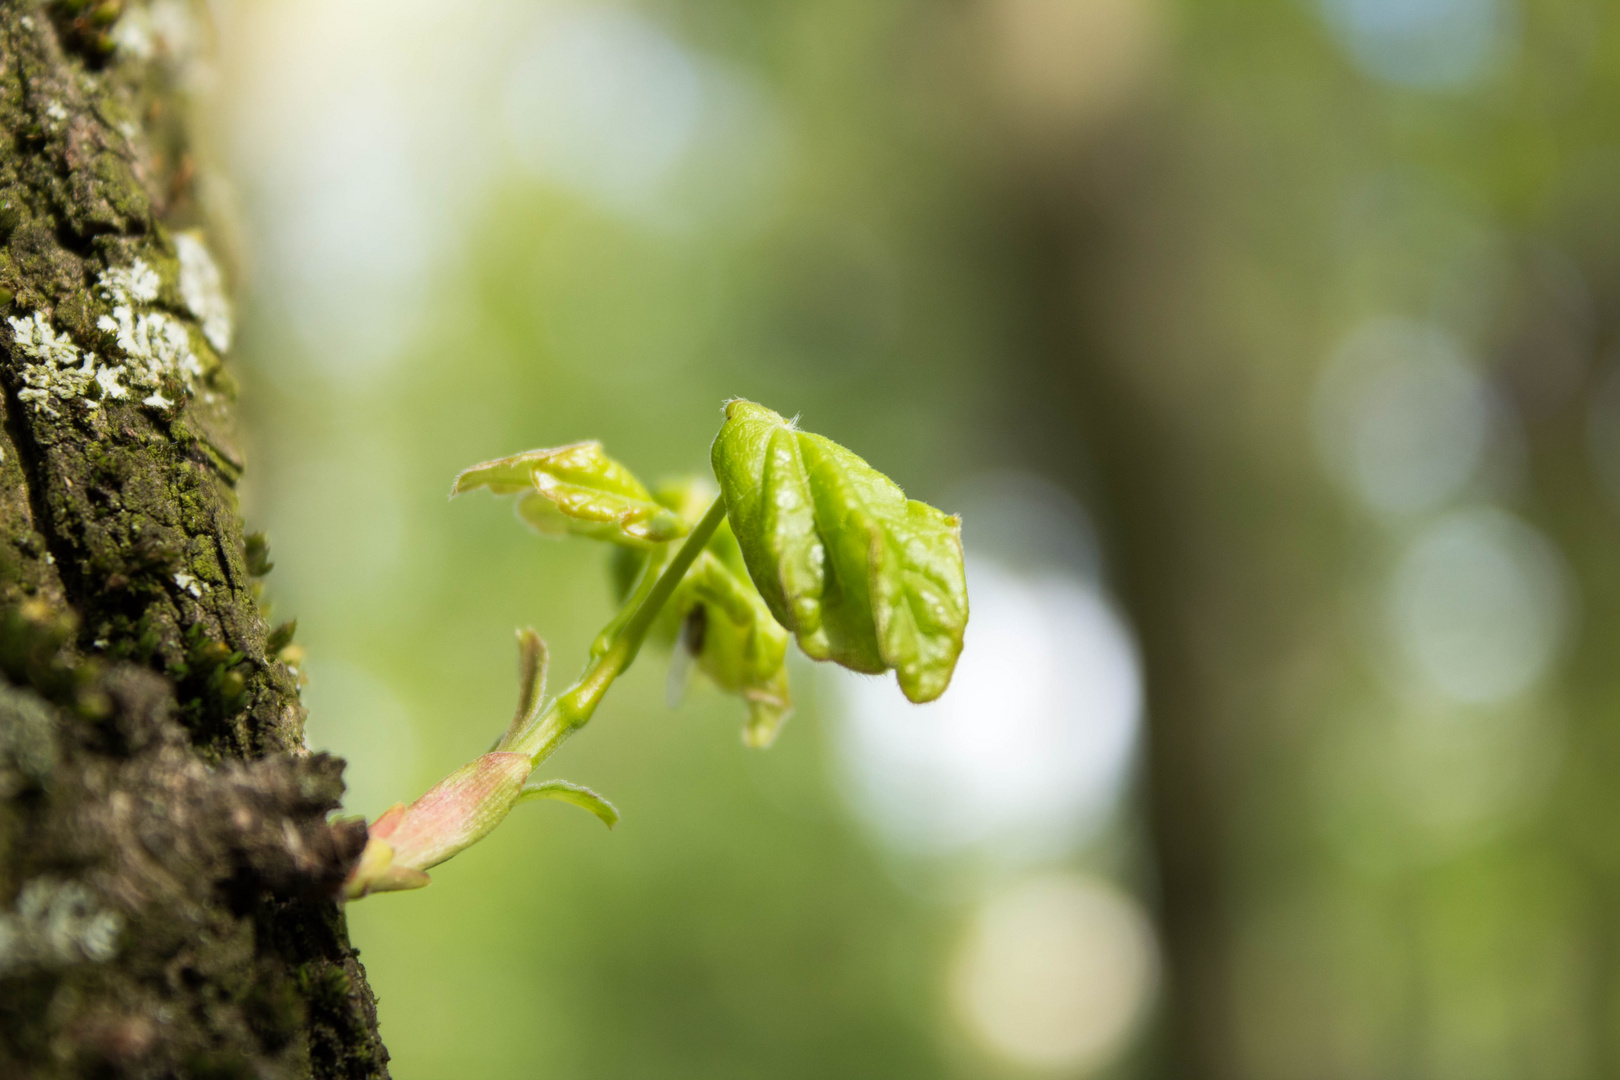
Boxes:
[343,401,969,899]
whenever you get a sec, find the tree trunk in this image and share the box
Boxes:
[0,4,388,1076]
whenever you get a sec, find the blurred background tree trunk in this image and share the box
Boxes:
[0,3,387,1076]
[998,164,1255,1080]
[996,3,1620,1071]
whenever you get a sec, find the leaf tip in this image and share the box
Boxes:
[897,661,957,705]
[519,779,620,830]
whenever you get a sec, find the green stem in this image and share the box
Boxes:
[504,496,728,764]
[588,545,669,661]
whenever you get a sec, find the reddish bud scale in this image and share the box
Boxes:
[342,751,532,899]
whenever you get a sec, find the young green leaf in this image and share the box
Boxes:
[495,627,547,751]
[452,442,688,548]
[518,779,620,829]
[675,546,793,746]
[710,400,968,703]
[613,477,795,745]
[739,665,791,749]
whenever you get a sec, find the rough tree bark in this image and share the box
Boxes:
[0,3,388,1077]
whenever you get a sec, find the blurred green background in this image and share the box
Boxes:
[193,0,1620,1075]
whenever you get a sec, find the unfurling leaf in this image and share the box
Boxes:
[452,442,688,548]
[494,627,547,751]
[607,476,715,607]
[739,666,791,749]
[612,477,795,744]
[710,400,968,703]
[519,779,620,829]
[675,544,793,746]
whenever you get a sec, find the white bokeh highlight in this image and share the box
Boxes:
[950,873,1158,1072]
[1314,318,1492,517]
[1388,506,1570,704]
[504,8,784,226]
[1318,0,1514,90]
[218,0,782,376]
[835,556,1141,863]
[505,10,700,211]
[219,0,506,373]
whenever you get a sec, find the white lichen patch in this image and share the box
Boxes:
[93,256,204,402]
[44,100,68,126]
[173,571,208,597]
[7,257,208,418]
[95,363,128,401]
[0,878,122,976]
[176,232,232,353]
[101,259,161,305]
[9,311,103,417]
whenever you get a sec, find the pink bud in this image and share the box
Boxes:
[342,751,531,900]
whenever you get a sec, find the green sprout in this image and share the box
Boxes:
[342,400,969,900]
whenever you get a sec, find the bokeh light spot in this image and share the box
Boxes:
[835,475,1139,864]
[505,10,701,213]
[504,9,783,225]
[951,873,1158,1071]
[1318,0,1514,90]
[1388,506,1570,704]
[1314,318,1491,517]
[985,0,1165,135]
[836,556,1140,862]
